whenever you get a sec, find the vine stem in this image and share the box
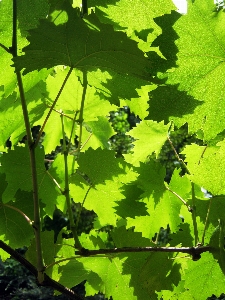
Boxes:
[201,198,212,245]
[77,71,87,154]
[81,0,88,16]
[34,67,74,147]
[75,245,210,261]
[191,182,199,245]
[60,112,82,250]
[167,133,199,245]
[12,0,45,283]
[46,245,211,269]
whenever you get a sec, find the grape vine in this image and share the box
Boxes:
[1,1,225,300]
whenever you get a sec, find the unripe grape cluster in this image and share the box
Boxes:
[109,107,138,157]
[109,109,130,133]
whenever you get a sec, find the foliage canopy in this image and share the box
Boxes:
[1,0,225,299]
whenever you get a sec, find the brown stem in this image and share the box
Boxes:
[76,245,211,261]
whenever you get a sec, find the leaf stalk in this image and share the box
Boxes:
[167,133,199,245]
[60,112,82,250]
[77,71,87,154]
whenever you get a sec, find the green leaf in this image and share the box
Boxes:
[13,5,151,80]
[77,148,126,185]
[112,226,152,247]
[183,141,225,195]
[41,68,116,153]
[0,145,61,215]
[127,168,189,238]
[26,231,55,270]
[59,259,91,288]
[0,0,17,97]
[140,252,180,297]
[84,181,124,227]
[124,120,170,166]
[136,160,166,203]
[0,69,49,148]
[164,0,225,140]
[84,69,152,106]
[0,191,34,249]
[183,252,225,299]
[82,255,137,300]
[95,0,176,42]
[114,184,148,219]
[83,116,115,150]
[17,0,50,35]
[120,84,153,120]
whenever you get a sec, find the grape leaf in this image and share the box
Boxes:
[147,11,181,74]
[95,0,176,43]
[164,0,225,140]
[193,196,225,245]
[85,68,153,106]
[26,231,55,270]
[114,184,148,219]
[127,168,188,238]
[0,70,49,148]
[13,5,151,80]
[83,116,115,150]
[0,145,61,215]
[69,168,124,227]
[148,83,203,125]
[0,0,17,97]
[59,259,91,288]
[58,230,143,299]
[83,180,124,227]
[139,252,180,298]
[136,160,166,204]
[124,120,170,166]
[17,0,50,36]
[82,255,137,300]
[40,68,116,153]
[183,141,225,195]
[77,148,126,185]
[183,252,225,299]
[120,84,153,120]
[0,192,34,249]
[112,226,152,247]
